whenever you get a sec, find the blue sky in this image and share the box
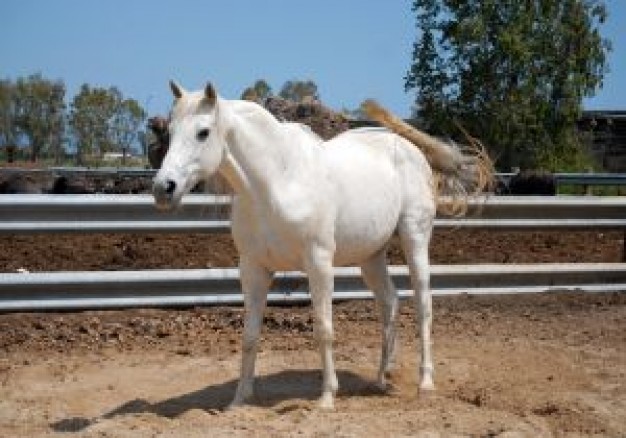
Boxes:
[1,0,624,118]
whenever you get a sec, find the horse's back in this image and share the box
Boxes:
[325,128,434,208]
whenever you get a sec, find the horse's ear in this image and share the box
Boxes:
[204,82,217,106]
[169,80,186,99]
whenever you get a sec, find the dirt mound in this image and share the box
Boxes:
[0,169,154,195]
[0,170,55,194]
[263,96,350,140]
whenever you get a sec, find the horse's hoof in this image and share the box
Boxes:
[225,400,244,411]
[226,395,252,411]
[419,369,435,392]
[419,380,435,394]
[317,393,335,410]
[375,380,388,393]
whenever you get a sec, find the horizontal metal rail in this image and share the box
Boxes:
[1,195,625,233]
[1,263,624,311]
[0,166,157,178]
[4,167,626,186]
[496,172,626,186]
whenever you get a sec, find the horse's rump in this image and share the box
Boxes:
[361,100,494,216]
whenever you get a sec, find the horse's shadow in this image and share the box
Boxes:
[51,369,382,433]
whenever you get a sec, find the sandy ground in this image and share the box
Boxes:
[1,292,624,437]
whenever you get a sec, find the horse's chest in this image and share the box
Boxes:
[231,203,312,270]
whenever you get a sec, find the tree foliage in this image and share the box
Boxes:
[241,79,273,102]
[69,85,119,164]
[278,79,319,102]
[4,74,66,162]
[405,0,611,170]
[110,98,146,164]
[0,75,147,165]
[69,85,145,165]
[0,80,19,156]
[242,79,320,103]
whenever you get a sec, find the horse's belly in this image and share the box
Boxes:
[331,172,402,266]
[333,199,400,266]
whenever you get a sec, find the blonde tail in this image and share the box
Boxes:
[361,100,494,216]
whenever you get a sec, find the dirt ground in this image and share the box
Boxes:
[1,229,624,272]
[0,230,625,437]
[0,292,624,437]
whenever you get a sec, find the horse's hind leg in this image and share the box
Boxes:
[230,257,273,408]
[360,250,398,390]
[399,215,435,392]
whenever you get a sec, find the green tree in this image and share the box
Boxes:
[13,74,66,162]
[110,98,146,164]
[69,85,120,164]
[241,79,273,102]
[0,80,19,162]
[278,79,319,102]
[70,85,146,165]
[405,0,611,171]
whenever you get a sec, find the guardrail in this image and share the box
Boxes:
[1,195,625,233]
[0,194,624,311]
[3,167,626,188]
[0,167,157,178]
[496,172,626,187]
[2,264,625,311]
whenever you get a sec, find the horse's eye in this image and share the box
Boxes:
[197,128,210,142]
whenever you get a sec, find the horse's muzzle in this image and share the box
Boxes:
[152,178,178,211]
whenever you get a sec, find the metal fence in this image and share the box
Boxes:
[1,194,626,233]
[3,167,626,189]
[0,194,625,311]
[2,264,624,311]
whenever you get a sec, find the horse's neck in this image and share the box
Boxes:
[218,101,319,199]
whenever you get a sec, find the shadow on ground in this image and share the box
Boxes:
[51,369,382,432]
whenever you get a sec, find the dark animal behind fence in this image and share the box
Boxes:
[500,170,557,195]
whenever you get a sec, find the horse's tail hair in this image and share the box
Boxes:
[361,100,494,216]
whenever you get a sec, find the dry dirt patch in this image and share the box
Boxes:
[1,292,624,437]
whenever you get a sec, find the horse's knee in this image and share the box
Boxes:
[241,329,261,353]
[314,322,334,344]
[380,293,398,318]
[416,297,432,318]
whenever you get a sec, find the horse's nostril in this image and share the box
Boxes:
[165,180,176,194]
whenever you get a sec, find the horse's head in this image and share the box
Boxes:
[152,80,228,210]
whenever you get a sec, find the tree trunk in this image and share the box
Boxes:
[5,145,15,164]
[29,144,37,162]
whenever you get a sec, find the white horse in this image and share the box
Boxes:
[153,81,492,410]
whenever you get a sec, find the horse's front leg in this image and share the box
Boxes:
[229,257,273,408]
[304,245,338,410]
